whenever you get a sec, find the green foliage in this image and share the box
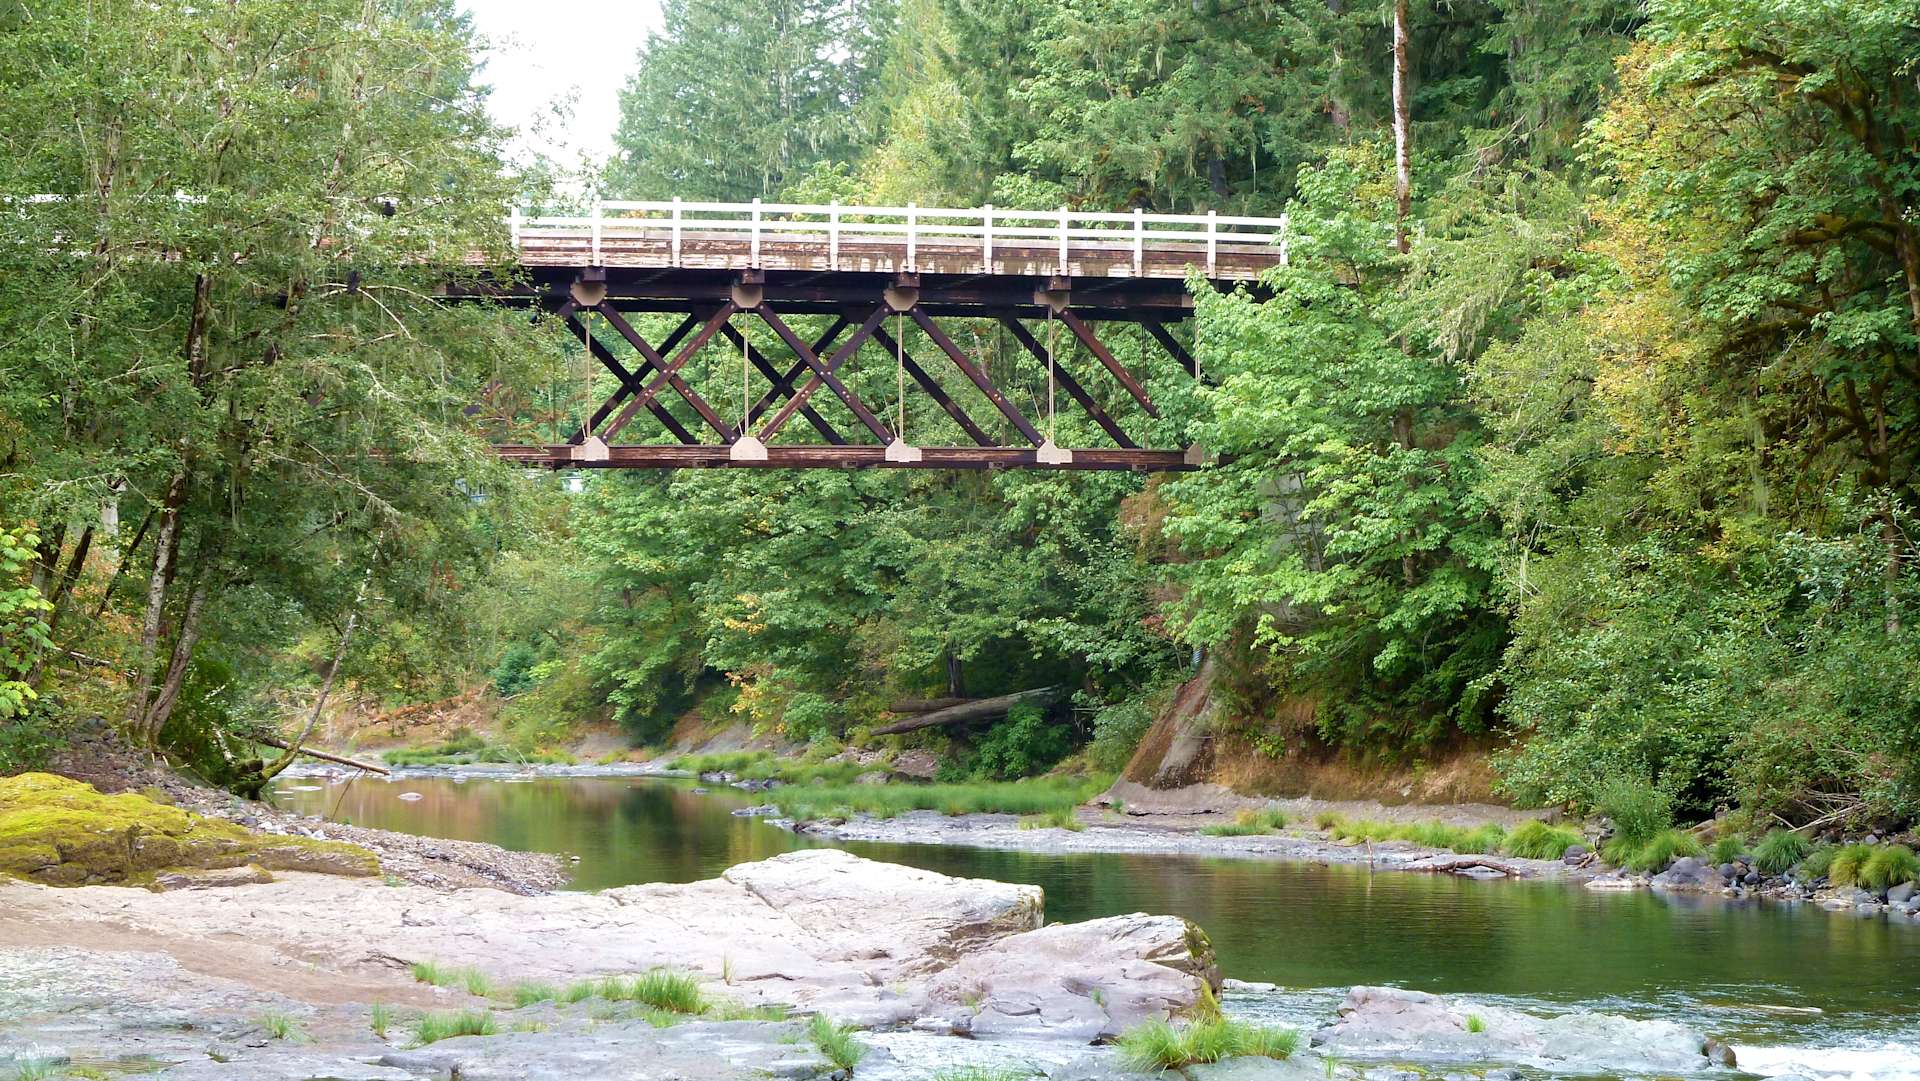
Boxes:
[411,1010,497,1047]
[490,643,541,698]
[6,1060,55,1081]
[1115,1018,1301,1071]
[1611,829,1704,874]
[1019,808,1086,832]
[1329,817,1505,855]
[0,527,52,730]
[1502,821,1583,861]
[258,1011,305,1042]
[1465,1014,1486,1034]
[807,1014,868,1072]
[1861,846,1920,891]
[597,970,706,1014]
[369,1002,393,1039]
[1798,845,1839,881]
[1752,831,1810,876]
[669,751,866,787]
[1593,779,1674,850]
[972,705,1072,780]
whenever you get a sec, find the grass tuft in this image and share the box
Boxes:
[1798,844,1839,880]
[1503,820,1583,860]
[772,775,1108,822]
[1465,1013,1486,1034]
[1616,828,1704,873]
[8,1061,57,1081]
[1753,829,1810,875]
[369,1002,392,1039]
[1828,843,1876,887]
[594,969,705,1013]
[1018,807,1086,832]
[1116,1018,1301,1071]
[1709,834,1748,864]
[1860,844,1919,891]
[411,1009,497,1046]
[258,1010,305,1042]
[511,982,560,1007]
[410,960,493,997]
[1201,807,1288,837]
[808,1013,868,1071]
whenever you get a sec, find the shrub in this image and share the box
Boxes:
[511,983,559,1007]
[1503,820,1583,860]
[971,704,1072,780]
[1594,778,1673,850]
[1709,835,1748,864]
[1115,1018,1300,1070]
[1859,845,1919,891]
[807,1014,867,1071]
[369,1002,392,1039]
[1752,830,1810,875]
[1621,829,1704,873]
[1088,688,1166,773]
[490,642,541,697]
[411,1010,497,1046]
[1828,843,1876,887]
[598,969,705,1013]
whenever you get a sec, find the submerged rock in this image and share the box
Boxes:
[1312,986,1732,1072]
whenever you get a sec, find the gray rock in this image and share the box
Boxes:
[1047,1053,1161,1081]
[1650,857,1722,893]
[1718,862,1740,879]
[1886,881,1916,905]
[1705,1037,1739,1067]
[1224,979,1280,993]
[378,1019,828,1081]
[155,1052,414,1080]
[730,804,779,817]
[1316,986,1726,1072]
[150,865,275,892]
[1822,887,1875,909]
[1743,871,1762,886]
[1562,844,1588,863]
[1189,1057,1325,1081]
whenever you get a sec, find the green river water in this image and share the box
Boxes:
[270,773,1920,1079]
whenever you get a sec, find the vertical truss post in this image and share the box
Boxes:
[1057,206,1070,276]
[1206,210,1217,276]
[671,197,682,267]
[829,200,840,271]
[982,204,994,270]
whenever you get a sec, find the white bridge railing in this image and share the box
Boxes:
[508,198,1289,278]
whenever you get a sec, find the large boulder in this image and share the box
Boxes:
[1650,857,1723,893]
[926,913,1222,1039]
[1313,987,1731,1072]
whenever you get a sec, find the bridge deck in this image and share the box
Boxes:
[503,200,1288,282]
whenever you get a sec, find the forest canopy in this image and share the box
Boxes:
[3,0,1917,826]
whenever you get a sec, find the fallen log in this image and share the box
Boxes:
[872,686,1062,736]
[254,735,391,776]
[885,696,972,714]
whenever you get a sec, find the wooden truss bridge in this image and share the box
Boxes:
[475,200,1288,471]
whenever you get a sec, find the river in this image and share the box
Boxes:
[270,772,1920,1080]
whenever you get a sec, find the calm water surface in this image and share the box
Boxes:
[271,774,1920,1077]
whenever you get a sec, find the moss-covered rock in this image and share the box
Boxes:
[0,772,378,886]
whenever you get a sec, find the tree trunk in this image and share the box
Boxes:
[1327,0,1350,136]
[261,569,371,782]
[137,574,211,745]
[1391,0,1413,254]
[871,686,1062,735]
[126,473,188,742]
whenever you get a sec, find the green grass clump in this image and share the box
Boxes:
[1618,828,1704,873]
[772,775,1108,822]
[596,969,705,1013]
[411,1009,497,1046]
[1115,1018,1301,1070]
[1503,820,1583,860]
[930,1068,1040,1081]
[1860,844,1919,890]
[1326,817,1507,855]
[409,960,491,996]
[1798,844,1839,880]
[511,982,560,1007]
[369,1002,392,1039]
[7,1061,56,1081]
[258,1010,305,1041]
[1593,777,1673,850]
[670,750,868,787]
[808,1014,868,1071]
[1201,807,1288,837]
[1019,807,1086,831]
[560,979,597,1003]
[1314,811,1344,830]
[1752,829,1810,875]
[1828,843,1876,887]
[1709,834,1748,864]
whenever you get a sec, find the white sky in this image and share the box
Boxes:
[461,1,667,169]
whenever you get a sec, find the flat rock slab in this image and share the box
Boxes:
[1313,986,1728,1073]
[377,1019,831,1081]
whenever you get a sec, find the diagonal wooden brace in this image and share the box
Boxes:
[717,320,846,445]
[745,317,849,424]
[1058,309,1160,418]
[1140,319,1200,380]
[998,317,1136,449]
[871,324,995,447]
[568,311,698,445]
[601,304,738,442]
[910,308,1045,447]
[756,305,894,444]
[594,304,737,442]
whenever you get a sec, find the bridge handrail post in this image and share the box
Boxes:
[1133,206,1144,277]
[751,197,762,268]
[982,204,993,271]
[590,198,603,266]
[1058,205,1069,276]
[1278,212,1290,266]
[1206,210,1217,277]
[906,201,917,272]
[671,196,682,267]
[509,205,521,250]
[829,200,840,271]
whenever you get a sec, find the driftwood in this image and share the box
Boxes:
[254,734,390,776]
[871,686,1062,735]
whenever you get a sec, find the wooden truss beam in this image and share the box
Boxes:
[756,305,894,444]
[561,306,697,445]
[716,320,845,445]
[601,304,738,442]
[997,317,1136,449]
[496,445,1196,472]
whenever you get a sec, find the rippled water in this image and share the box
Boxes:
[271,773,1920,1079]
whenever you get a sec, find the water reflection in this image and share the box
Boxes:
[273,774,1920,1043]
